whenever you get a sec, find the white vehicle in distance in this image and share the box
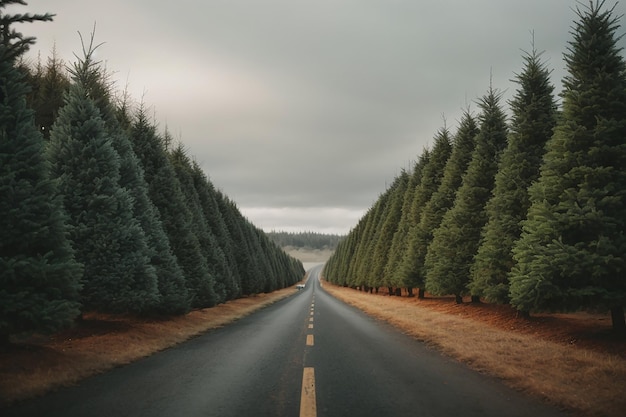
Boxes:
[296,284,305,290]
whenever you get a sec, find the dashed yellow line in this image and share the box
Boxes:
[300,367,317,417]
[306,334,314,346]
[308,324,314,329]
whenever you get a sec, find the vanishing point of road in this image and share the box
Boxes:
[4,265,571,417]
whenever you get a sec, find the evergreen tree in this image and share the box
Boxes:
[470,47,556,303]
[170,144,230,304]
[0,3,81,344]
[70,35,188,314]
[47,74,159,313]
[401,112,478,298]
[384,153,427,293]
[509,1,626,332]
[357,195,387,290]
[190,161,241,300]
[130,109,215,308]
[397,129,453,294]
[371,171,409,291]
[30,45,69,139]
[425,89,508,302]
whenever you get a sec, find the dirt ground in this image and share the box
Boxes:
[366,288,625,359]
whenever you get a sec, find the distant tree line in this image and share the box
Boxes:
[323,1,626,333]
[0,2,304,345]
[267,231,344,250]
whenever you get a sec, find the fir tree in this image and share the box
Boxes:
[130,110,215,308]
[470,46,556,303]
[401,112,478,298]
[371,171,409,291]
[47,81,159,312]
[397,128,453,294]
[190,161,241,300]
[425,89,508,302]
[509,1,626,332]
[170,144,229,304]
[30,45,69,139]
[384,152,427,293]
[72,35,188,315]
[0,2,81,344]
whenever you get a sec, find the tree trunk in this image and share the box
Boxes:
[454,294,463,304]
[388,287,393,295]
[610,306,626,335]
[394,288,402,296]
[407,288,414,297]
[471,295,481,303]
[374,287,379,294]
[418,288,425,299]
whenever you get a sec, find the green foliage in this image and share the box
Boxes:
[425,88,508,298]
[509,2,626,325]
[0,0,53,61]
[0,36,81,339]
[130,110,216,309]
[384,152,428,288]
[169,144,232,304]
[469,47,556,303]
[190,161,241,300]
[0,2,304,333]
[396,129,453,289]
[370,171,409,288]
[22,47,70,139]
[266,231,343,250]
[399,113,478,294]
[47,82,159,313]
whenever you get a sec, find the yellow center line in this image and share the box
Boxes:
[306,334,314,346]
[310,311,314,316]
[300,367,317,417]
[309,317,314,322]
[308,324,314,329]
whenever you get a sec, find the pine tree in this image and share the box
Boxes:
[469,46,556,303]
[401,112,478,298]
[425,89,508,302]
[0,2,81,344]
[509,1,626,332]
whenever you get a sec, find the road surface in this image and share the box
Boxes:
[3,265,570,417]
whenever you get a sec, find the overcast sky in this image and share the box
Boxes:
[15,1,626,234]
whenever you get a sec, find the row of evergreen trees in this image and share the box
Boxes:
[267,231,344,250]
[0,1,304,344]
[323,1,626,332]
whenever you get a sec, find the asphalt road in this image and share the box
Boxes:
[4,265,571,417]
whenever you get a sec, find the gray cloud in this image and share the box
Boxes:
[18,0,626,234]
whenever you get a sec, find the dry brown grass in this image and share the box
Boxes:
[321,281,626,417]
[0,286,300,406]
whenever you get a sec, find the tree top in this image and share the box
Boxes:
[0,0,53,60]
